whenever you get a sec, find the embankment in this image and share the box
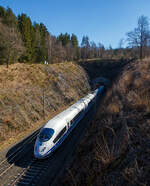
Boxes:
[0,62,90,149]
[57,58,150,186]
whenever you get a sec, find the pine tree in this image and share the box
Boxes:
[58,33,70,46]
[18,14,36,62]
[71,34,78,48]
[0,6,6,18]
[71,34,79,60]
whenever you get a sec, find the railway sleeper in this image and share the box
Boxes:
[26,171,40,176]
[31,164,49,168]
[15,180,32,185]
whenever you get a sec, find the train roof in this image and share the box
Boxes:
[43,97,86,131]
[42,88,100,132]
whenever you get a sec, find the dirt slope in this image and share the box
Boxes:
[57,58,150,186]
[0,62,90,149]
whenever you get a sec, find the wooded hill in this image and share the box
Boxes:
[0,6,105,65]
[1,6,150,66]
[0,6,79,65]
[0,6,140,66]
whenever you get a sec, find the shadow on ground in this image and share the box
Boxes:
[6,129,40,168]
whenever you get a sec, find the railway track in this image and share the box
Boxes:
[0,90,105,186]
[9,158,50,186]
[0,129,40,185]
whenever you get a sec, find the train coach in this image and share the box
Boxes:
[34,85,104,159]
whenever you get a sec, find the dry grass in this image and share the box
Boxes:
[0,62,90,150]
[57,58,150,186]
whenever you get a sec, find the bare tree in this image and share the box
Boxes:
[81,36,90,60]
[98,43,105,58]
[90,41,97,58]
[46,33,52,64]
[0,23,25,67]
[118,38,124,49]
[127,15,150,59]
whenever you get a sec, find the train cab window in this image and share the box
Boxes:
[39,128,54,142]
[53,126,66,143]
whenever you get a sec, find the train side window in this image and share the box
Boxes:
[67,123,69,128]
[74,111,82,121]
[70,119,74,125]
[69,111,83,126]
[53,126,67,143]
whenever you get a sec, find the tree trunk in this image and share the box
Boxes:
[140,45,143,60]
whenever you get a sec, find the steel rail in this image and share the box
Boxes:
[0,129,40,167]
[0,130,39,178]
[10,158,50,186]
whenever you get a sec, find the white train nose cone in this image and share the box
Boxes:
[34,142,46,159]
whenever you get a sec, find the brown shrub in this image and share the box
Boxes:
[0,62,90,147]
[58,58,150,186]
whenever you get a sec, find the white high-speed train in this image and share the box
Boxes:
[34,86,104,159]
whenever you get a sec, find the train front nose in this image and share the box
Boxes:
[34,142,46,159]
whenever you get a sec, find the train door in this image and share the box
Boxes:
[66,119,70,129]
[83,100,88,113]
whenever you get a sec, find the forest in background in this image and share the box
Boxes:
[0,6,150,66]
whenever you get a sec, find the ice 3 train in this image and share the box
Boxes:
[34,86,104,159]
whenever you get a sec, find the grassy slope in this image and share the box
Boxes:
[0,62,90,149]
[58,59,150,186]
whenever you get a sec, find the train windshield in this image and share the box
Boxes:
[39,128,54,142]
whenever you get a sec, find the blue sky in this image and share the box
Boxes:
[0,0,150,48]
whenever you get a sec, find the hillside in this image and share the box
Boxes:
[0,62,90,149]
[57,59,150,186]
